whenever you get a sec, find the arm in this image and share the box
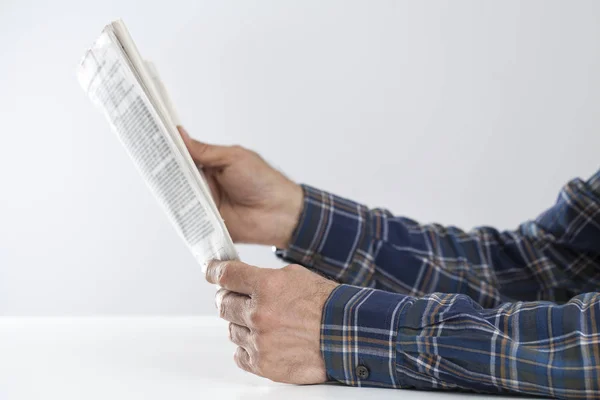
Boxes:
[182,134,600,396]
[204,252,600,398]
[278,170,600,307]
[323,284,600,399]
[180,130,599,307]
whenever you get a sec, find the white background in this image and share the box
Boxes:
[0,0,598,315]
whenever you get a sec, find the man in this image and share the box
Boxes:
[179,127,599,399]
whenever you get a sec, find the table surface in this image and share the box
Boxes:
[0,317,518,400]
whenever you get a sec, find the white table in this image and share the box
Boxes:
[0,317,512,400]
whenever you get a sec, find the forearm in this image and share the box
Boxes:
[323,284,600,399]
[276,185,377,286]
[278,171,600,306]
[277,185,523,306]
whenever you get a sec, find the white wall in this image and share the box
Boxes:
[1,0,599,315]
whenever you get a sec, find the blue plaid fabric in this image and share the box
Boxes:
[277,170,600,399]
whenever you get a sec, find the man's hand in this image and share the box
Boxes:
[179,127,303,249]
[206,260,339,384]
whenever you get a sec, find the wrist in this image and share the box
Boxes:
[271,181,304,249]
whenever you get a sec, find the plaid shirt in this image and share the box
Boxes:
[277,170,600,399]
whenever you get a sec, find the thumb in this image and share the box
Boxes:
[178,126,234,167]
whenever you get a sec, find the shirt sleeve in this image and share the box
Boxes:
[322,284,600,399]
[277,170,600,308]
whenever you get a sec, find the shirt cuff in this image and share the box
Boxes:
[275,184,376,286]
[320,284,409,388]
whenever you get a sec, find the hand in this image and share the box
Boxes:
[206,260,339,384]
[179,127,303,248]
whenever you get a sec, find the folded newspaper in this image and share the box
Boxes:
[77,19,238,263]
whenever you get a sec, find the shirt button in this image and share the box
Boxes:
[356,365,370,380]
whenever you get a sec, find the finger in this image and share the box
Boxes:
[228,322,251,347]
[206,260,262,295]
[177,126,236,167]
[216,288,251,326]
[234,347,252,373]
[202,168,222,202]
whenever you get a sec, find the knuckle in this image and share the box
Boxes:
[248,308,265,328]
[217,290,230,319]
[254,356,268,375]
[283,263,302,273]
[215,262,231,286]
[228,322,234,341]
[253,334,268,353]
[233,349,243,367]
[216,263,229,285]
[216,260,249,286]
[234,347,252,372]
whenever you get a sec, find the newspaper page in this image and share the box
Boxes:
[77,24,237,263]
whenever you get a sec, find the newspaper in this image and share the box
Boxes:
[77,20,238,263]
